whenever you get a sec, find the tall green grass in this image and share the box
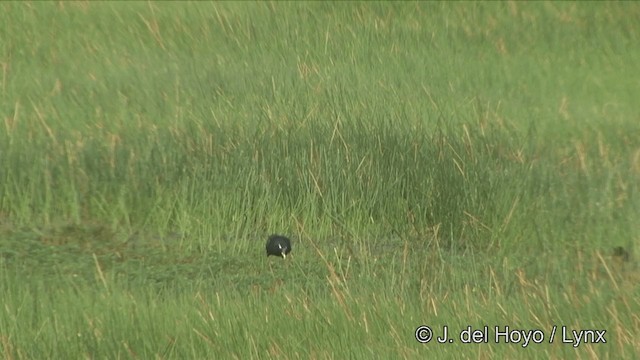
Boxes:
[1,2,639,358]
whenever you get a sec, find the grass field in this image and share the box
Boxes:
[1,2,639,358]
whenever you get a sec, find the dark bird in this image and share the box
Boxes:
[266,235,292,259]
[613,246,631,262]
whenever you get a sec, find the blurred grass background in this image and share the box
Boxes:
[0,2,639,358]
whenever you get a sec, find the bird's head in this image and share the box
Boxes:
[278,243,288,259]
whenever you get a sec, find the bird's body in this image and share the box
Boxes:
[266,235,292,259]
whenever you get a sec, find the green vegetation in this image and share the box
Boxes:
[1,2,639,358]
